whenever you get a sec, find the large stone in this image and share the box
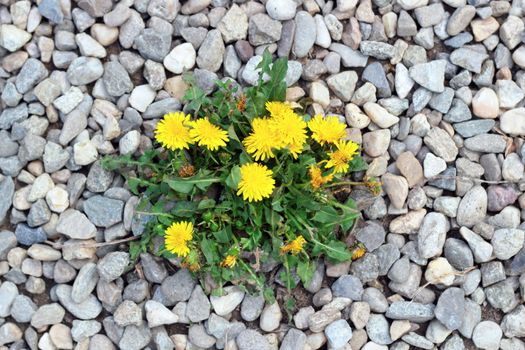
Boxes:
[83,195,124,228]
[293,11,316,58]
[418,212,449,258]
[409,60,447,92]
[218,4,248,43]
[423,128,458,162]
[196,30,225,73]
[55,284,102,320]
[0,24,31,52]
[500,108,525,135]
[56,209,97,239]
[456,186,487,227]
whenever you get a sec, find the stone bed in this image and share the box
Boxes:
[1,0,525,349]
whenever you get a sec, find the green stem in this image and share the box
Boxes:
[134,211,173,218]
[325,180,366,188]
[283,255,292,293]
[237,259,264,291]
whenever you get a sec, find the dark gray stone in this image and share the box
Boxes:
[83,195,124,228]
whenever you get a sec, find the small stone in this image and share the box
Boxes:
[472,88,499,119]
[67,57,104,85]
[76,33,106,58]
[396,151,423,187]
[248,13,282,46]
[163,43,196,74]
[423,128,458,162]
[188,324,216,349]
[134,29,172,62]
[434,287,465,330]
[145,300,178,327]
[308,308,342,333]
[119,324,151,350]
[363,102,399,128]
[14,224,46,246]
[447,5,476,36]
[381,173,409,209]
[56,284,102,320]
[97,252,129,282]
[186,285,211,323]
[0,24,31,52]
[444,238,474,270]
[332,275,363,300]
[31,303,65,328]
[409,60,447,92]
[327,71,358,102]
[457,185,487,228]
[450,47,488,74]
[418,212,449,258]
[196,30,225,73]
[236,329,271,350]
[161,269,196,304]
[280,328,306,350]
[241,294,265,322]
[425,257,456,285]
[423,153,446,178]
[114,300,143,327]
[367,314,393,345]
[56,209,96,239]
[71,262,98,303]
[330,43,368,67]
[325,319,353,348]
[45,187,69,213]
[293,11,316,58]
[27,244,61,261]
[491,228,524,260]
[472,321,502,350]
[460,227,493,263]
[260,302,282,332]
[83,195,124,228]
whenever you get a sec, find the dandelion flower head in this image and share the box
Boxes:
[325,140,359,174]
[154,112,194,151]
[237,163,275,202]
[308,115,347,146]
[165,221,193,257]
[189,118,229,151]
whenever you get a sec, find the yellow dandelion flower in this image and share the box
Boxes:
[280,235,307,255]
[308,115,347,145]
[271,109,308,158]
[154,112,194,151]
[243,118,281,161]
[220,255,237,268]
[189,118,229,151]
[309,165,334,189]
[164,221,193,257]
[266,101,293,118]
[237,163,275,202]
[352,246,366,260]
[325,140,359,174]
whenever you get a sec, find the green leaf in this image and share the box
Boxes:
[171,201,198,218]
[324,240,353,262]
[348,155,368,172]
[263,287,275,303]
[165,173,221,194]
[201,237,217,264]
[225,165,241,190]
[197,199,216,210]
[213,227,231,244]
[297,259,315,285]
[127,177,141,195]
[228,124,241,143]
[312,206,339,224]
